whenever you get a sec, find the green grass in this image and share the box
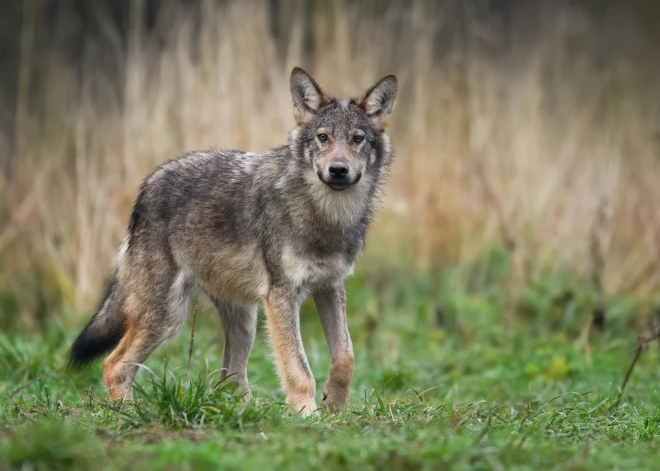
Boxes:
[2,253,660,470]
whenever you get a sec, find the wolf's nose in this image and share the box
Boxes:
[328,162,350,179]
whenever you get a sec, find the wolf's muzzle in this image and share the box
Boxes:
[319,164,362,192]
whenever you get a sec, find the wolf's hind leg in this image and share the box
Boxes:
[102,320,163,401]
[103,271,191,400]
[213,298,257,400]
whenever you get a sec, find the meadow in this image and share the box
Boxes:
[2,259,660,470]
[2,1,660,469]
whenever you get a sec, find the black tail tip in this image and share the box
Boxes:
[68,327,124,370]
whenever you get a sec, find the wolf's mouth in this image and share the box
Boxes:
[319,172,361,192]
[327,182,351,192]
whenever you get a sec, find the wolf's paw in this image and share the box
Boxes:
[239,388,253,403]
[286,392,318,416]
[219,379,253,404]
[320,381,350,412]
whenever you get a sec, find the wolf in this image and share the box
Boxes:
[69,67,398,414]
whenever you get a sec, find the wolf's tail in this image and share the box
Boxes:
[69,276,126,368]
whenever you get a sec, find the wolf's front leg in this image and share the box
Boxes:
[263,288,317,415]
[313,283,354,411]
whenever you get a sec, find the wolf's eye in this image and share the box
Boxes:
[317,133,328,142]
[353,135,364,143]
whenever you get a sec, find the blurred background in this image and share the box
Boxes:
[1,0,660,332]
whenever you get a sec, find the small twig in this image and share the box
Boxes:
[7,366,66,399]
[611,332,660,411]
[185,304,199,375]
[212,372,237,391]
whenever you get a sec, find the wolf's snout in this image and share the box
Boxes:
[328,162,350,180]
[320,162,361,191]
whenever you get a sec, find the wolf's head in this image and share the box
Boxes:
[288,68,398,199]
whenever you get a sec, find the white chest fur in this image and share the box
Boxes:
[281,245,355,288]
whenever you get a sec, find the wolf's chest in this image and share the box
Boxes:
[280,247,356,287]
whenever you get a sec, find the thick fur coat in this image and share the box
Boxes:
[70,67,398,414]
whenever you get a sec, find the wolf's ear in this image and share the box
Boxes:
[357,74,398,132]
[290,67,331,126]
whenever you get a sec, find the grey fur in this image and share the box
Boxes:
[69,67,398,414]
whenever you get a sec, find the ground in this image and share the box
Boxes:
[2,253,659,470]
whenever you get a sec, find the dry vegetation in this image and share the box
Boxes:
[1,1,660,326]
